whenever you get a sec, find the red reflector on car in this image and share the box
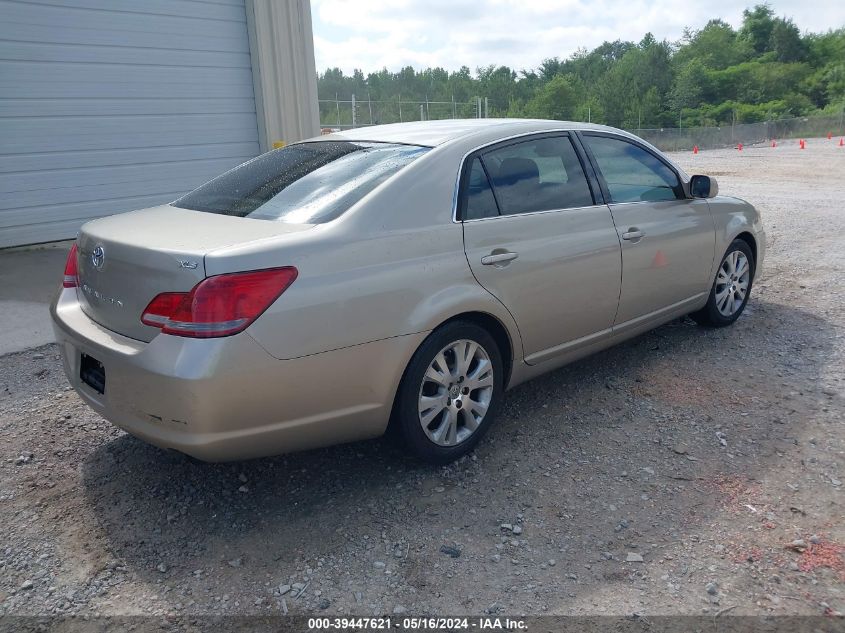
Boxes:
[62,244,79,288]
[140,292,187,327]
[141,267,298,338]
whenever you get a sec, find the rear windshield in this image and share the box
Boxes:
[172,141,429,224]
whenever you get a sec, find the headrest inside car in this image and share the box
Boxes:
[495,158,539,187]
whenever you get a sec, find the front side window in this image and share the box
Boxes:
[584,135,682,203]
[173,141,428,224]
[481,136,594,215]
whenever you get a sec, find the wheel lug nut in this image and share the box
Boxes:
[462,387,469,394]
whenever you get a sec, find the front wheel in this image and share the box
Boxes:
[692,239,755,327]
[392,321,504,464]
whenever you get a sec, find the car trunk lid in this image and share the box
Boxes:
[76,205,312,342]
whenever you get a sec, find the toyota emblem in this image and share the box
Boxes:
[91,246,105,270]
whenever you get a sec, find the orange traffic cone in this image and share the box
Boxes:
[737,143,743,151]
[693,145,699,154]
[828,132,832,140]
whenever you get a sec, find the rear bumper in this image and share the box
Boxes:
[50,289,425,461]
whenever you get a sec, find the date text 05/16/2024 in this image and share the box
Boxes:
[307,617,527,630]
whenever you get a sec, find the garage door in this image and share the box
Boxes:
[0,0,261,248]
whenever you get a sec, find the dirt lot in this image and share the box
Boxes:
[1,137,843,619]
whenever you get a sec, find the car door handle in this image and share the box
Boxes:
[481,251,519,266]
[621,228,645,241]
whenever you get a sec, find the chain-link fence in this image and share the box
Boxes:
[319,105,845,150]
[630,114,845,152]
[319,96,489,130]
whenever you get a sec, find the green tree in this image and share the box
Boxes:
[674,19,750,70]
[670,59,707,114]
[477,65,518,115]
[769,17,807,62]
[739,4,777,54]
[537,57,563,81]
[524,75,578,120]
[595,35,674,127]
[804,29,845,108]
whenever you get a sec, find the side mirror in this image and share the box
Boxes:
[690,175,719,199]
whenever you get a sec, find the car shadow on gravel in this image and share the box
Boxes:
[78,298,837,609]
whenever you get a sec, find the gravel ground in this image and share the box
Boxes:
[1,137,843,619]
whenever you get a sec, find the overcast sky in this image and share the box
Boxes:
[310,0,845,75]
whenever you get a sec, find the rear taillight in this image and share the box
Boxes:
[140,293,185,327]
[140,267,298,338]
[62,244,79,288]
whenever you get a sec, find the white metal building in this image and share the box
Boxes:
[0,0,320,248]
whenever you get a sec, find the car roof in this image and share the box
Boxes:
[308,119,623,148]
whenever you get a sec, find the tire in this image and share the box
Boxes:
[691,239,755,327]
[392,321,504,464]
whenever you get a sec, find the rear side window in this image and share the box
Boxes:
[481,136,594,215]
[173,141,428,224]
[584,135,682,203]
[461,158,500,220]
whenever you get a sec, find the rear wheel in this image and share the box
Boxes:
[692,239,755,327]
[393,321,503,464]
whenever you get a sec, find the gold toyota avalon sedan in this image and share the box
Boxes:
[51,119,765,464]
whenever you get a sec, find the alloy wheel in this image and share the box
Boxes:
[715,250,750,316]
[417,339,494,447]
